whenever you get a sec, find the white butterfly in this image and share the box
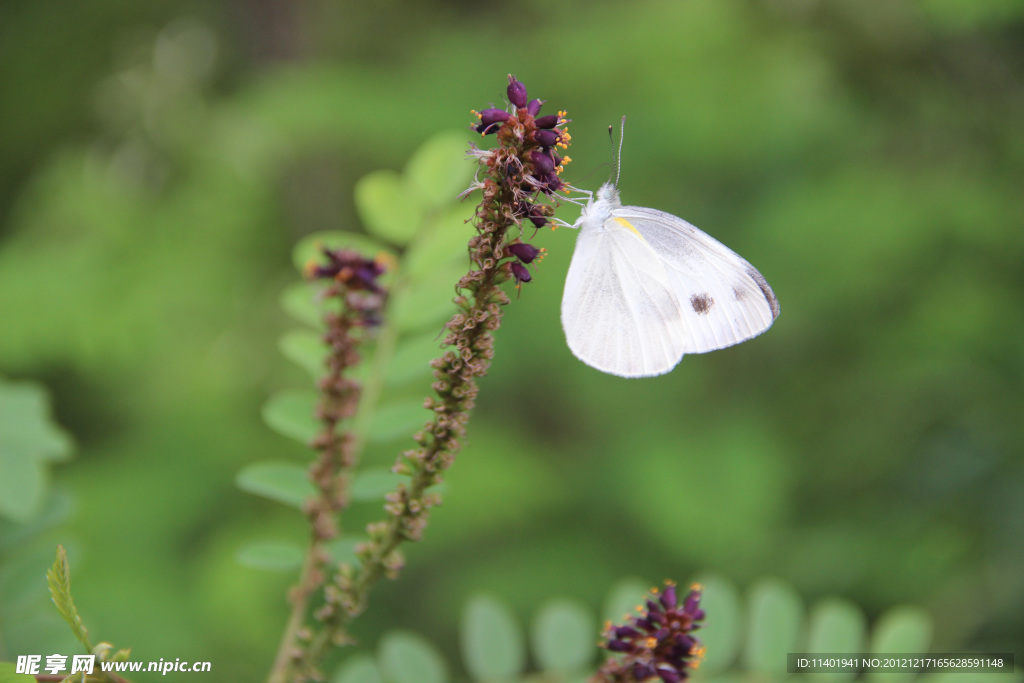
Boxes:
[561,181,780,378]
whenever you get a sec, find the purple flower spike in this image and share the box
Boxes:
[507,242,542,263]
[507,75,528,108]
[527,98,544,115]
[595,582,706,683]
[530,150,555,175]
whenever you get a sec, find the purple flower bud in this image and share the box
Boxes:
[540,172,563,192]
[658,668,682,683]
[683,589,701,615]
[534,114,559,129]
[633,663,655,680]
[507,75,528,108]
[527,98,544,116]
[674,633,695,649]
[476,108,510,134]
[507,241,541,263]
[528,212,548,228]
[662,584,678,609]
[614,625,642,639]
[530,150,555,175]
[510,262,531,284]
[534,129,559,148]
[607,639,631,653]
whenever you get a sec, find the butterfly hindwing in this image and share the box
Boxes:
[561,224,688,377]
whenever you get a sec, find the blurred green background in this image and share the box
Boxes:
[1,0,1022,680]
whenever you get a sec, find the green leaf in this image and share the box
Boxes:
[0,379,73,522]
[262,390,320,444]
[0,662,36,682]
[389,260,464,334]
[351,468,405,502]
[0,380,72,462]
[378,631,449,683]
[281,282,326,328]
[531,598,595,673]
[869,605,932,654]
[806,597,866,656]
[235,541,304,571]
[325,536,365,565]
[867,604,933,683]
[461,594,525,681]
[0,455,45,525]
[744,577,804,674]
[45,545,91,651]
[367,400,431,443]
[602,577,650,623]
[333,654,383,683]
[355,170,424,246]
[404,130,474,208]
[403,204,475,279]
[236,461,314,509]
[385,331,444,387]
[279,329,326,378]
[292,230,395,274]
[695,574,743,675]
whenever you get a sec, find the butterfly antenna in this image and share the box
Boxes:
[609,115,626,187]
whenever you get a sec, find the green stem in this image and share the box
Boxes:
[266,547,318,683]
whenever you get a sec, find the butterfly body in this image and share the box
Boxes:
[561,181,779,378]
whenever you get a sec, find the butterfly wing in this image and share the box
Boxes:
[561,223,689,377]
[612,205,780,354]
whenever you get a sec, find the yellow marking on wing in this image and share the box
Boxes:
[612,216,645,240]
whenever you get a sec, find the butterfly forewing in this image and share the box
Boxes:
[611,206,779,354]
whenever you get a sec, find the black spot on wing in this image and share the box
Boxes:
[690,293,714,315]
[746,266,780,319]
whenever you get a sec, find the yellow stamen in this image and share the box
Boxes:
[375,251,398,272]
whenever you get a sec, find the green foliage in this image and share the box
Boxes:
[236,461,315,509]
[742,577,803,674]
[45,545,91,651]
[2,0,1022,674]
[378,631,449,683]
[461,594,525,681]
[235,541,304,572]
[531,598,596,674]
[331,577,946,683]
[0,662,35,683]
[240,131,474,562]
[0,492,78,659]
[0,378,72,523]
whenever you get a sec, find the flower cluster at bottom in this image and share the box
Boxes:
[594,582,706,683]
